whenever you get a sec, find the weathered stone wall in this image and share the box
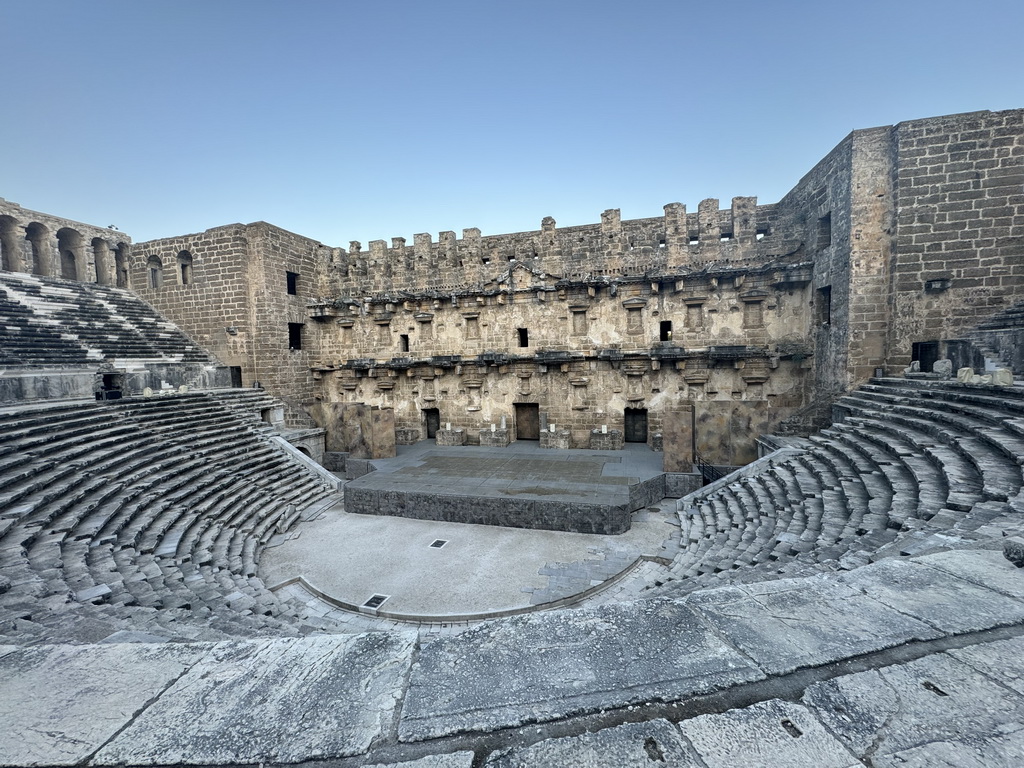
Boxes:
[0,198,131,285]
[887,110,1024,369]
[131,221,334,423]
[329,199,785,297]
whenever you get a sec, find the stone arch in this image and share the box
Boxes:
[92,238,112,285]
[115,243,130,288]
[177,250,194,285]
[0,215,23,272]
[147,255,164,288]
[57,227,84,281]
[25,222,52,276]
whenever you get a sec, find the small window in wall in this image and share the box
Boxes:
[743,301,764,328]
[818,213,832,249]
[571,310,588,335]
[517,328,529,347]
[626,309,643,335]
[286,271,299,295]
[288,322,304,350]
[177,251,193,285]
[686,303,703,329]
[465,317,480,340]
[660,320,673,341]
[817,286,832,326]
[147,256,163,288]
[400,333,410,352]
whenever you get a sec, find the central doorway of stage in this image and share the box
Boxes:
[624,408,648,443]
[423,408,441,439]
[515,403,540,440]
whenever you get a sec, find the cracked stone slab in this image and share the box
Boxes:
[366,753,476,768]
[399,598,764,741]
[803,651,1024,761]
[948,635,1024,696]
[94,633,416,765]
[0,642,202,767]
[837,554,1024,633]
[485,719,700,767]
[679,699,859,768]
[869,724,1024,767]
[686,575,940,674]
[912,548,1024,599]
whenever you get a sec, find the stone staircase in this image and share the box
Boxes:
[0,389,342,644]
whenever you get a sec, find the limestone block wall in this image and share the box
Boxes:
[131,224,254,380]
[327,198,786,298]
[887,109,1024,368]
[132,222,334,424]
[0,198,131,285]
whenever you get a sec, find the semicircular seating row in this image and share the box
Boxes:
[0,389,344,644]
[636,378,1024,600]
[2,377,1022,643]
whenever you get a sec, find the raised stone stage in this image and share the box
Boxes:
[343,441,667,534]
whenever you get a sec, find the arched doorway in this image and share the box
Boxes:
[57,228,83,280]
[26,222,51,276]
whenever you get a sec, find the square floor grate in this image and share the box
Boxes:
[363,594,390,609]
[429,539,448,549]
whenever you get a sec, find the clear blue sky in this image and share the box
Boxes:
[2,0,1021,248]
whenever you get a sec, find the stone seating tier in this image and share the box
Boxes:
[0,390,339,643]
[0,272,216,367]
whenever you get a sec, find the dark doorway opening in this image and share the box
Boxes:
[912,340,940,373]
[624,408,648,443]
[660,320,673,341]
[229,366,243,388]
[515,403,540,440]
[97,372,124,401]
[423,408,440,439]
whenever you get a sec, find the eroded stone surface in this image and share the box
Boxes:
[398,598,764,741]
[838,557,1024,633]
[870,726,1024,767]
[366,753,476,768]
[949,635,1024,696]
[485,720,699,767]
[679,699,858,768]
[95,633,416,765]
[0,642,201,767]
[803,652,1024,760]
[686,576,939,674]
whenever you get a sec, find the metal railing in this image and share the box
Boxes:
[694,449,729,485]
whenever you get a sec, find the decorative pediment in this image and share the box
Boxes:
[487,261,562,292]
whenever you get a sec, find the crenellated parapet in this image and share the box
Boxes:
[327,198,791,299]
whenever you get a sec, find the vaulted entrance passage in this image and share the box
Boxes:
[423,407,440,439]
[624,408,648,443]
[515,403,540,440]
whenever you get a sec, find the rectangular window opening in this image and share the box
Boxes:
[286,271,299,295]
[660,320,673,341]
[818,213,832,249]
[288,322,304,350]
[517,328,529,348]
[817,286,832,326]
[400,333,410,352]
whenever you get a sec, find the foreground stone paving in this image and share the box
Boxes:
[4,548,1024,767]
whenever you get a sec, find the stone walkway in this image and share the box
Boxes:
[5,548,1024,767]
